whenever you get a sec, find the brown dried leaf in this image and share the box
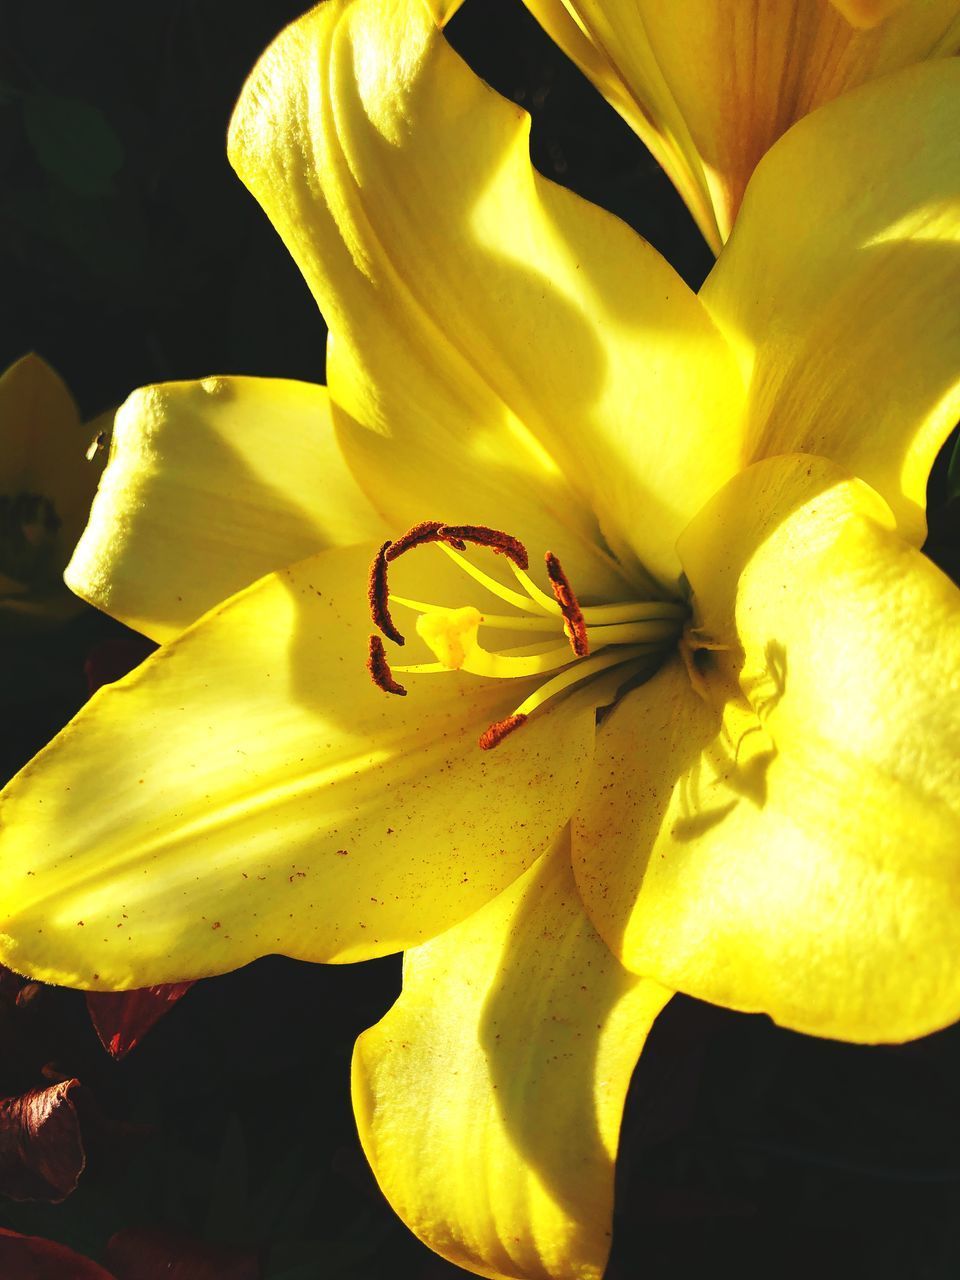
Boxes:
[0,1078,85,1202]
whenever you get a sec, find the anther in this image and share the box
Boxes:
[545,552,589,658]
[439,525,529,569]
[368,542,405,645]
[367,635,407,696]
[384,521,466,561]
[478,713,528,751]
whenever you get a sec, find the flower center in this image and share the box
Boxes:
[365,521,687,749]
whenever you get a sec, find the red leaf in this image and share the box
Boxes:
[106,1228,261,1280]
[0,1079,86,1201]
[86,984,194,1060]
[0,1229,114,1280]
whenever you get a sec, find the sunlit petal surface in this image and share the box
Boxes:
[66,376,386,642]
[521,0,960,247]
[703,61,960,550]
[354,834,670,1280]
[0,545,608,988]
[574,455,960,1043]
[228,0,746,591]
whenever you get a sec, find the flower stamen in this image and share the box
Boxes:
[367,634,407,696]
[438,544,544,613]
[478,644,657,749]
[370,522,533,646]
[478,714,528,751]
[545,551,589,657]
[434,525,528,569]
[368,541,405,645]
[364,517,687,750]
[384,520,466,560]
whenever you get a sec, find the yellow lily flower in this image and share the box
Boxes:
[0,354,108,632]
[1,3,960,1277]
[497,0,960,251]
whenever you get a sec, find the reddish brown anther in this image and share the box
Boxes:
[478,713,528,751]
[368,541,404,645]
[545,551,589,657]
[439,524,529,569]
[384,520,465,560]
[367,635,407,696]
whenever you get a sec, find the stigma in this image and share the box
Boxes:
[366,521,686,749]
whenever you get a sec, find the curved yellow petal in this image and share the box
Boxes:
[519,0,723,250]
[228,0,746,593]
[0,355,104,630]
[3,363,107,617]
[702,60,960,549]
[353,834,670,1280]
[65,376,386,643]
[574,455,960,1043]
[1,354,80,488]
[0,543,606,990]
[521,0,960,246]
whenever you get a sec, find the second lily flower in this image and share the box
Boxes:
[507,0,960,249]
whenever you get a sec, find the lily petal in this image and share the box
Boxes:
[423,0,465,20]
[0,544,604,989]
[702,60,960,549]
[66,377,386,643]
[521,1,960,247]
[831,0,911,27]
[574,455,960,1043]
[0,354,101,606]
[227,0,746,592]
[353,834,670,1280]
[1,354,81,490]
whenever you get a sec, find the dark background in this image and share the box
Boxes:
[1,2,959,1277]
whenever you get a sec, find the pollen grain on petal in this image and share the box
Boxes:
[545,551,589,657]
[368,541,404,645]
[478,712,528,750]
[438,524,529,569]
[367,634,407,696]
